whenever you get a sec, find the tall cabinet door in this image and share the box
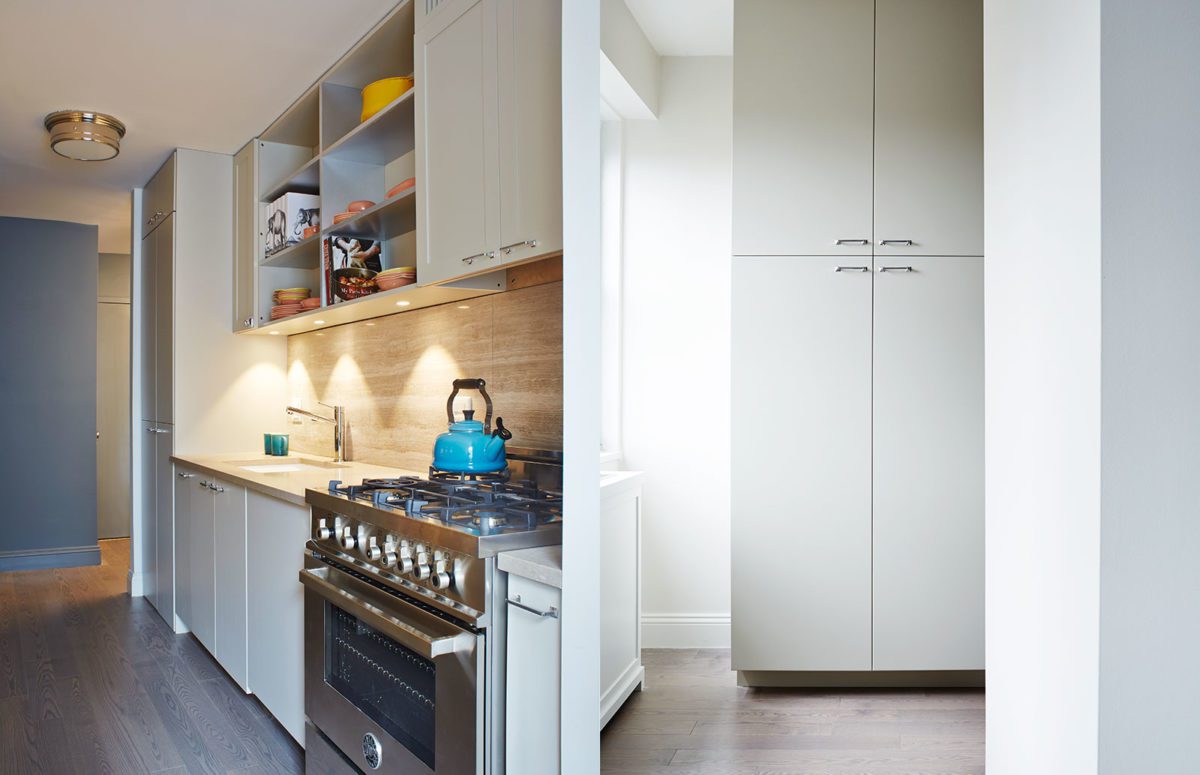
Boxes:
[872,257,983,670]
[190,478,216,652]
[153,215,174,424]
[141,422,158,605]
[417,0,500,283]
[138,234,156,423]
[873,0,983,257]
[232,143,257,331]
[496,0,562,264]
[732,257,873,671]
[733,0,875,256]
[154,425,175,628]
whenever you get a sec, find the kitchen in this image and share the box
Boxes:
[1,0,1198,774]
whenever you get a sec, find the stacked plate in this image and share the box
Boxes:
[272,287,312,320]
[377,266,417,291]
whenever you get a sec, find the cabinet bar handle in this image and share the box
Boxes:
[462,250,497,265]
[834,266,870,273]
[879,239,915,246]
[835,239,870,246]
[499,239,539,255]
[507,594,559,619]
[878,266,914,272]
[177,472,194,479]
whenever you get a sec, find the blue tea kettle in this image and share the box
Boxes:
[432,378,513,473]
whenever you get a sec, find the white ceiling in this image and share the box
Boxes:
[0,0,399,253]
[624,0,733,57]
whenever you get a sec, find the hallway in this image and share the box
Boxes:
[0,540,302,774]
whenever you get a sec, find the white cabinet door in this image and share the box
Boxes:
[214,480,249,689]
[246,491,308,743]
[874,0,983,257]
[138,234,156,423]
[153,216,174,424]
[153,426,175,629]
[505,575,561,775]
[496,0,562,265]
[733,0,875,256]
[232,142,257,332]
[174,469,194,630]
[599,482,642,727]
[140,422,158,604]
[141,156,175,239]
[872,257,983,670]
[732,257,873,671]
[417,0,499,284]
[190,476,216,652]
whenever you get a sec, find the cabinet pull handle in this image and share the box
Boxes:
[507,594,559,619]
[879,239,915,246]
[835,239,870,246]
[199,480,209,488]
[878,266,914,273]
[499,239,539,255]
[178,472,194,479]
[462,250,496,265]
[834,266,870,273]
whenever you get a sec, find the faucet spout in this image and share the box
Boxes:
[286,403,347,463]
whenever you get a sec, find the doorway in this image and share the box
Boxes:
[97,252,131,542]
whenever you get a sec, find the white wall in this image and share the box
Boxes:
[984,0,1102,772]
[1098,0,1200,771]
[600,0,659,118]
[620,56,732,648]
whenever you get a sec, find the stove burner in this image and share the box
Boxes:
[326,473,563,535]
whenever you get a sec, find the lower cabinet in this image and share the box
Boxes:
[246,490,309,744]
[599,473,644,728]
[144,422,174,626]
[505,574,561,775]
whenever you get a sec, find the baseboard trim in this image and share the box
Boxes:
[737,669,986,689]
[128,569,144,597]
[0,545,101,572]
[641,613,731,649]
[600,662,645,729]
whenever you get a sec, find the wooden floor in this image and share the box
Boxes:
[0,539,303,775]
[601,650,985,775]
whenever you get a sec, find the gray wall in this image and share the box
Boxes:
[0,217,99,569]
[1099,0,1200,770]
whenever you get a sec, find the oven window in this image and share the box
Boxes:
[326,603,437,768]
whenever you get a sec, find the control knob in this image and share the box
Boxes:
[395,540,415,574]
[413,546,432,580]
[430,556,453,590]
[340,526,357,551]
[379,537,398,568]
[316,519,333,541]
[365,536,382,561]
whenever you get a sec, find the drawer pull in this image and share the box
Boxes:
[835,239,870,246]
[834,266,870,273]
[878,266,914,273]
[879,239,915,246]
[507,594,559,619]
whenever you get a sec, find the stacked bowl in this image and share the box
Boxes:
[376,266,416,291]
[272,287,311,320]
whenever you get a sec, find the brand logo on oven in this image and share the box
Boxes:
[362,732,383,769]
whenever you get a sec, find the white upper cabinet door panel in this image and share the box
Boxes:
[874,0,983,256]
[153,216,174,425]
[733,0,875,256]
[496,0,562,264]
[417,0,499,284]
[732,257,873,671]
[872,257,983,670]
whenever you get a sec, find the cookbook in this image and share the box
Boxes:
[322,236,384,304]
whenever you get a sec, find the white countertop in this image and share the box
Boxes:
[170,452,420,507]
[498,545,562,589]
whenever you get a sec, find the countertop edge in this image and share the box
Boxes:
[498,545,563,589]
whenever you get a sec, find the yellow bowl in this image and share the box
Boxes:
[361,76,413,122]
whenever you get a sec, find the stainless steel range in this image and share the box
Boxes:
[301,449,562,775]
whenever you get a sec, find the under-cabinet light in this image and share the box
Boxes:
[396,300,410,307]
[313,320,325,325]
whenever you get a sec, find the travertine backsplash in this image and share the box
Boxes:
[287,281,562,470]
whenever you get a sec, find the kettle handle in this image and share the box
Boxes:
[446,378,494,433]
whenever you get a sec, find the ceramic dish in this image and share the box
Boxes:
[361,76,414,122]
[377,275,416,291]
[332,211,355,224]
[347,200,376,212]
[386,178,416,198]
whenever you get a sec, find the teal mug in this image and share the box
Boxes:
[271,434,290,456]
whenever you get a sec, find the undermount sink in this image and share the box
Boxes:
[230,458,344,474]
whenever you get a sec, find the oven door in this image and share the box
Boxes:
[301,561,483,774]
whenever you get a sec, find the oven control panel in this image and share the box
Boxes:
[313,515,467,597]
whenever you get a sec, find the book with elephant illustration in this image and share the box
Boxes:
[322,236,384,304]
[264,192,320,256]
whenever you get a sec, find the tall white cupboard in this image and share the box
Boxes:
[732,0,984,681]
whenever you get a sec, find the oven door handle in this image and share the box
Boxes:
[299,566,475,659]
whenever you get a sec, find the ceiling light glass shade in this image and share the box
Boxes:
[44,111,126,161]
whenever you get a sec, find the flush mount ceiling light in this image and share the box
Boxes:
[44,110,126,161]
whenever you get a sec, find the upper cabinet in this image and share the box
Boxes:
[733,0,982,257]
[873,0,982,256]
[733,0,875,256]
[141,155,176,239]
[416,0,562,284]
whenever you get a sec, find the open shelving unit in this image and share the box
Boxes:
[239,0,502,336]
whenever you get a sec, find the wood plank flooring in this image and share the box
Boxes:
[0,539,303,775]
[601,649,985,775]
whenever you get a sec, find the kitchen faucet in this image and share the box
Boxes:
[286,402,346,463]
